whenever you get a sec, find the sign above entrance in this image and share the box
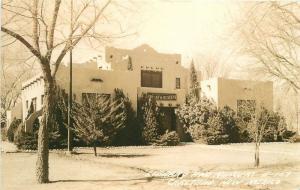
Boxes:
[147,93,177,101]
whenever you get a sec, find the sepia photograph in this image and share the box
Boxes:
[1,0,300,189]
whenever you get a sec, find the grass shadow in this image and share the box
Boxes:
[50,176,155,183]
[71,152,149,158]
[98,153,149,158]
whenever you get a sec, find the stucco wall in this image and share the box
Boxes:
[21,76,44,121]
[20,44,191,121]
[105,44,189,92]
[201,78,273,111]
[56,64,140,110]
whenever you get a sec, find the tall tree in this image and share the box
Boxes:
[138,94,161,145]
[195,52,231,80]
[238,2,300,92]
[235,98,267,167]
[0,46,36,127]
[249,107,271,167]
[236,1,300,135]
[1,0,136,183]
[189,59,200,101]
[72,93,126,156]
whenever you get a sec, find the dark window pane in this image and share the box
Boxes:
[41,95,44,105]
[176,78,180,89]
[32,98,37,112]
[141,70,162,88]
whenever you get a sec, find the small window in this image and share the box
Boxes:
[110,55,113,59]
[91,78,103,82]
[26,100,29,109]
[41,95,44,105]
[176,78,180,89]
[32,97,37,111]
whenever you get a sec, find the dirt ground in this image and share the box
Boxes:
[1,142,300,190]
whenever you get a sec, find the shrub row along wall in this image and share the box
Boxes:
[7,87,295,150]
[10,87,180,150]
[176,96,296,145]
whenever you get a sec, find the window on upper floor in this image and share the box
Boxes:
[141,70,162,88]
[41,95,44,105]
[32,97,37,112]
[176,78,180,89]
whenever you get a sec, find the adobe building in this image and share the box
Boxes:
[18,44,275,139]
[200,77,273,112]
[21,44,199,139]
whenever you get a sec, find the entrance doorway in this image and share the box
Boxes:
[160,107,176,132]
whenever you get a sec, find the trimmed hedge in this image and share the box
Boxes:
[156,131,180,146]
[15,130,38,150]
[7,118,22,142]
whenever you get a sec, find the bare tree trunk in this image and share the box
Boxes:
[93,144,97,156]
[254,142,260,167]
[36,77,55,183]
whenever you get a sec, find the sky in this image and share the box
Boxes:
[72,0,243,68]
[2,0,245,75]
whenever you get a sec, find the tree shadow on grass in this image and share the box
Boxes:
[72,152,150,158]
[98,153,149,158]
[50,176,155,183]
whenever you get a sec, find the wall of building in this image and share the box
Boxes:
[19,45,277,139]
[20,44,192,122]
[201,78,273,111]
[21,76,44,121]
[56,64,140,110]
[105,44,190,92]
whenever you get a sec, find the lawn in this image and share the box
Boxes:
[1,142,300,190]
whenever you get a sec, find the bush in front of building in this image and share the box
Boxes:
[281,130,297,142]
[13,88,71,150]
[219,106,240,143]
[1,128,7,141]
[176,97,240,145]
[236,107,296,143]
[7,118,22,142]
[71,89,128,155]
[205,113,230,145]
[176,94,299,144]
[260,109,296,142]
[187,124,207,143]
[176,97,215,144]
[138,94,163,145]
[15,130,38,150]
[111,89,142,146]
[156,130,180,146]
[13,117,67,150]
[185,114,230,145]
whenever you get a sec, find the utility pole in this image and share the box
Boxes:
[67,0,73,153]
